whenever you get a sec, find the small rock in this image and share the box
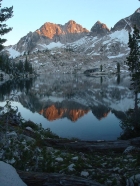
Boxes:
[123,159,128,162]
[113,167,120,172]
[126,155,133,158]
[101,163,107,167]
[127,174,140,186]
[6,131,17,138]
[72,156,78,161]
[19,134,35,143]
[130,159,137,162]
[68,164,75,171]
[123,146,135,154]
[25,126,34,132]
[46,147,54,153]
[81,171,89,177]
[21,140,26,145]
[55,157,63,162]
[9,158,16,164]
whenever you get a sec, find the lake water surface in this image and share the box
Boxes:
[0,74,135,140]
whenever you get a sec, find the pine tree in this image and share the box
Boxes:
[100,64,102,72]
[24,56,29,72]
[117,62,120,73]
[18,60,24,73]
[125,25,140,130]
[0,0,13,51]
[126,25,140,93]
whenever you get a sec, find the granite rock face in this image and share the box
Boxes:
[15,32,41,53]
[14,20,89,53]
[90,21,110,36]
[3,7,140,73]
[36,20,89,39]
[111,8,140,32]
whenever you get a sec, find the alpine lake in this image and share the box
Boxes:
[0,73,138,141]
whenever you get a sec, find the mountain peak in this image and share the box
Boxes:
[135,8,140,13]
[65,20,89,33]
[94,21,109,28]
[111,7,140,32]
[90,21,109,36]
[67,20,76,24]
[36,22,62,39]
[36,20,89,39]
[95,21,102,24]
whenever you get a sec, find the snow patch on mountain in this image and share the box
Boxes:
[6,47,20,58]
[47,42,64,49]
[72,36,98,47]
[38,42,64,50]
[110,29,129,44]
[108,53,125,59]
[103,29,129,45]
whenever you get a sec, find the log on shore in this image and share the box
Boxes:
[17,170,105,186]
[43,138,131,152]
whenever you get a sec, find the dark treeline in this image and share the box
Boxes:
[120,25,140,139]
[0,78,34,101]
[0,55,33,77]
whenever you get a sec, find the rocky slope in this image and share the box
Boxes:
[8,20,89,54]
[90,21,110,36]
[36,20,89,39]
[111,7,140,32]
[2,8,140,74]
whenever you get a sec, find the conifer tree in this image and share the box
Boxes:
[117,62,120,73]
[24,56,29,72]
[125,25,140,129]
[126,25,140,93]
[0,0,13,51]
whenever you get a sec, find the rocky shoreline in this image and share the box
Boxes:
[16,138,140,186]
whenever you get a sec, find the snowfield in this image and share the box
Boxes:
[6,47,20,58]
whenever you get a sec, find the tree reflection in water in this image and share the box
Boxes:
[0,78,34,101]
[120,92,140,139]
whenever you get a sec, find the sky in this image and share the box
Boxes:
[1,0,140,46]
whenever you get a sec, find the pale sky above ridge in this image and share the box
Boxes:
[2,0,140,46]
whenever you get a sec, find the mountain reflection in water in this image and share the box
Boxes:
[39,102,90,122]
[0,74,135,140]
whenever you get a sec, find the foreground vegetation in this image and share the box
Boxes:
[0,55,34,79]
[0,102,140,186]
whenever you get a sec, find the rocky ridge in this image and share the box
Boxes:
[111,8,140,32]
[90,21,110,36]
[2,8,140,75]
[36,20,89,39]
[11,20,89,54]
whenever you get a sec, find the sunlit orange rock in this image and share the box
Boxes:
[99,110,110,120]
[36,20,89,39]
[39,105,89,122]
[69,109,89,121]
